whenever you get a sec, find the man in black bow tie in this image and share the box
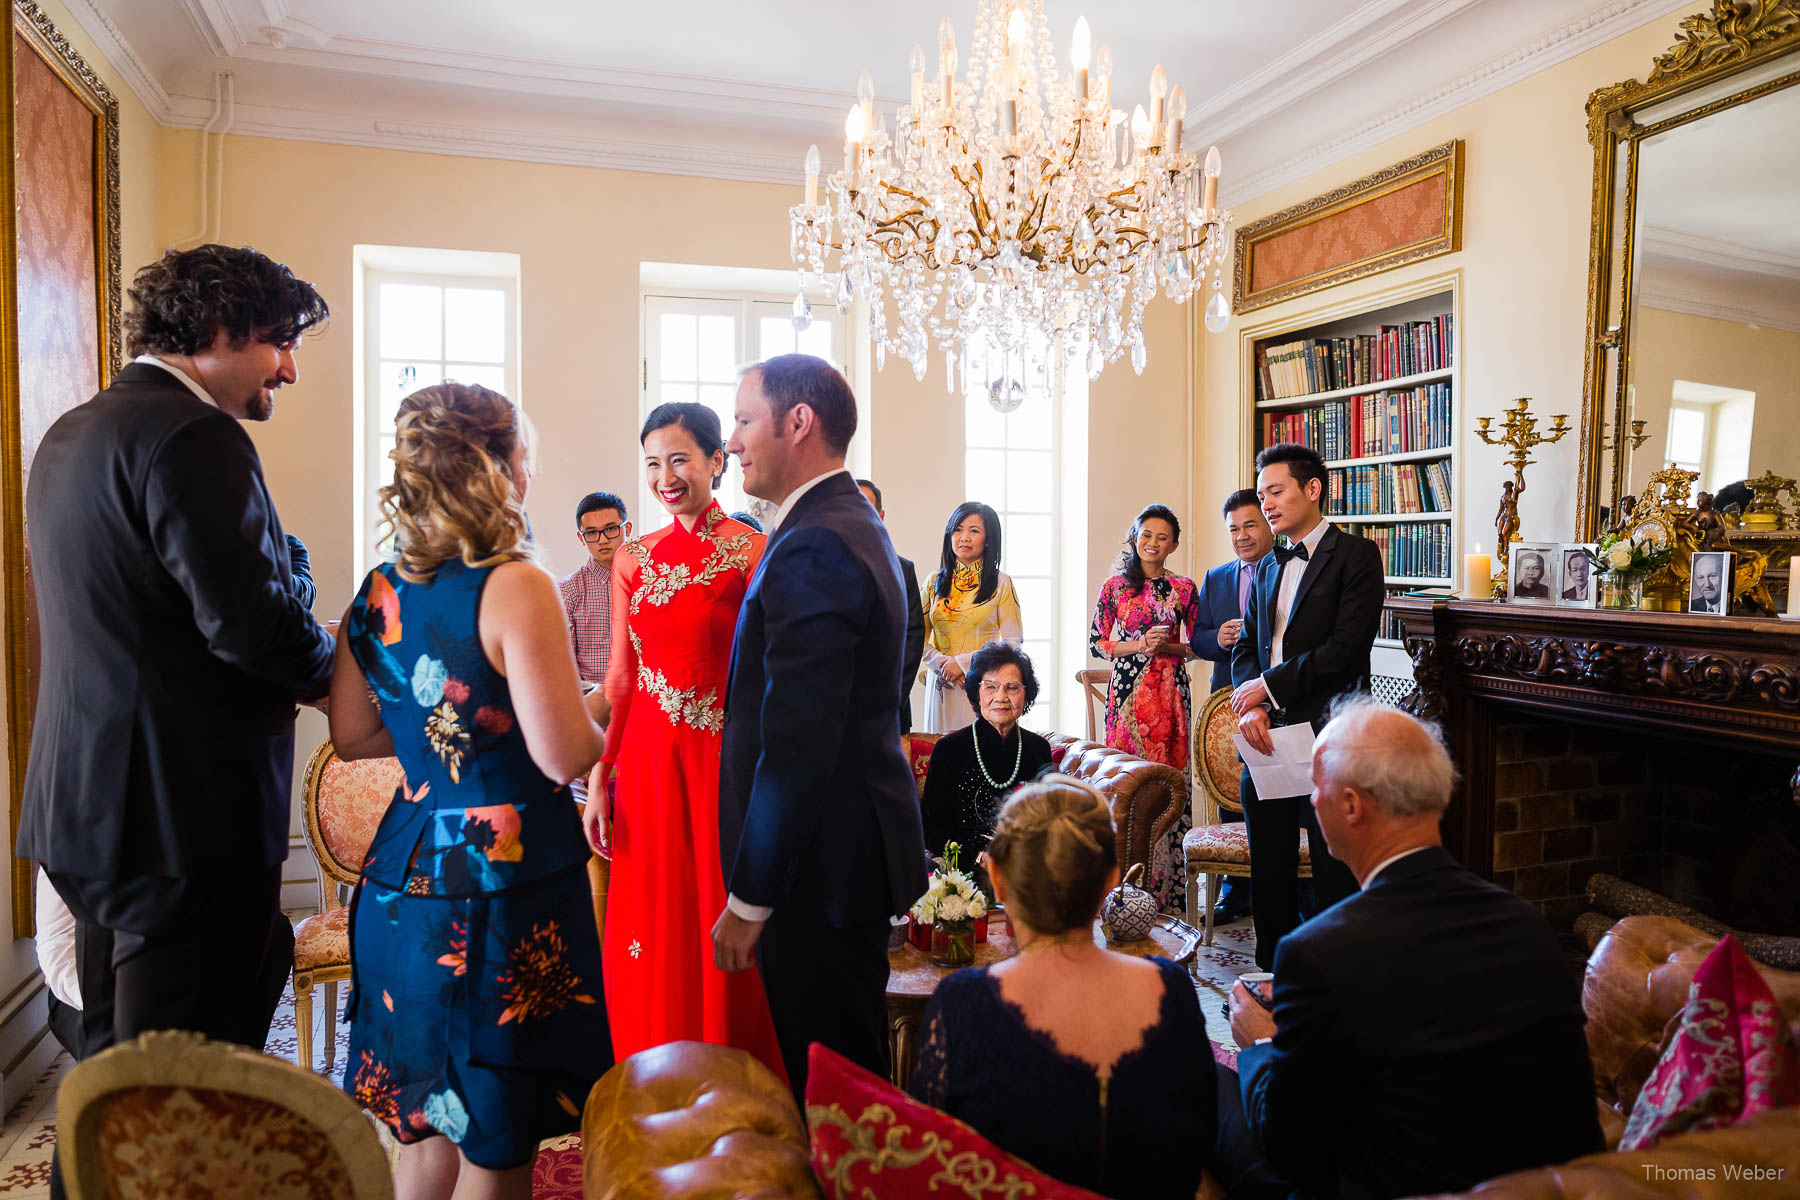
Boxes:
[1229,443,1385,968]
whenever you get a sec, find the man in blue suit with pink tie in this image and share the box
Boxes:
[1191,490,1276,924]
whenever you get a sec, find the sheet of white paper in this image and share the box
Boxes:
[1232,723,1316,798]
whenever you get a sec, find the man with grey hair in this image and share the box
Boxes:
[1216,698,1603,1199]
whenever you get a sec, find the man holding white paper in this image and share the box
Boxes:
[1228,443,1385,969]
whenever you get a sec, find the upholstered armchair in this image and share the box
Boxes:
[56,1029,392,1198]
[294,740,404,1073]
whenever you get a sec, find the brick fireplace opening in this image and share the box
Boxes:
[1489,715,1799,953]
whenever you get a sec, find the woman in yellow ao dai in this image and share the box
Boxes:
[920,502,1024,733]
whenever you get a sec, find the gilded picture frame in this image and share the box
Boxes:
[3,0,122,936]
[1231,140,1463,315]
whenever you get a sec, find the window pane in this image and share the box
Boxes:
[697,314,738,381]
[659,313,697,381]
[659,382,698,406]
[797,320,835,361]
[378,360,438,428]
[444,288,506,364]
[965,449,1005,505]
[1004,513,1053,577]
[700,383,736,432]
[1005,402,1054,450]
[1015,576,1052,640]
[379,284,442,359]
[1666,407,1706,465]
[1006,450,1054,512]
[759,317,796,360]
[965,390,1006,450]
[447,363,506,393]
[376,435,397,486]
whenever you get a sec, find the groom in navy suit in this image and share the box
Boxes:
[715,354,929,1095]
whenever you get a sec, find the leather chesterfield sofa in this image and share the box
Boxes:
[581,915,1800,1200]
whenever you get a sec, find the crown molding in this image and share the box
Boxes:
[1639,225,1800,279]
[59,0,175,118]
[1639,289,1800,334]
[1222,0,1696,207]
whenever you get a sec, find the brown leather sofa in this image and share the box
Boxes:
[907,730,1187,878]
[581,915,1800,1200]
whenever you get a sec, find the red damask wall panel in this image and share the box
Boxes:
[1249,174,1448,296]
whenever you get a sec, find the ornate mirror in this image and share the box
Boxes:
[1577,2,1800,541]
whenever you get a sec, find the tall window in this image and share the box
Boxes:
[963,340,1059,731]
[641,293,843,526]
[360,259,518,569]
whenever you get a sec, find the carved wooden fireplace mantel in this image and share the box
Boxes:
[1386,598,1800,880]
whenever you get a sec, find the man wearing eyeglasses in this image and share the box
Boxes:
[560,491,631,715]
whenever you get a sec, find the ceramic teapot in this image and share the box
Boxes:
[1101,863,1157,944]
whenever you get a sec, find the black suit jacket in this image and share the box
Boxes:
[899,555,925,734]
[1237,848,1603,1199]
[719,472,928,926]
[19,363,335,880]
[1229,524,1384,730]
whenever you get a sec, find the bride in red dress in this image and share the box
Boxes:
[583,402,786,1080]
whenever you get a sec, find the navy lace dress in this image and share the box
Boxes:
[342,559,613,1168]
[909,957,1215,1198]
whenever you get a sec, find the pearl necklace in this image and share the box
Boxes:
[972,722,1023,789]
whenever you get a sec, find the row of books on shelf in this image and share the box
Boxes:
[1256,314,1453,400]
[1262,383,1454,459]
[1358,522,1452,580]
[1327,459,1453,516]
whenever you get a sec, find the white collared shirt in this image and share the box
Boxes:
[769,466,850,535]
[1261,519,1333,713]
[1358,845,1434,890]
[134,354,217,409]
[726,464,851,926]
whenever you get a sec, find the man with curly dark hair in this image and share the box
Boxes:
[20,245,336,1094]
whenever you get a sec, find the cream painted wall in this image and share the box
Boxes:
[1627,306,1800,495]
[0,0,160,1104]
[1192,12,1693,575]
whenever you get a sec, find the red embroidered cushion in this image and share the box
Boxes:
[1621,934,1800,1150]
[904,734,940,799]
[805,1044,1106,1200]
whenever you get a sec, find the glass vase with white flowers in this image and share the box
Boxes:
[909,841,988,967]
[1587,532,1672,609]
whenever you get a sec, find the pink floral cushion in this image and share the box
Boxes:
[94,1085,356,1198]
[807,1044,1106,1200]
[1621,934,1800,1149]
[315,753,404,877]
[293,906,350,973]
[1201,701,1242,805]
[1184,823,1308,866]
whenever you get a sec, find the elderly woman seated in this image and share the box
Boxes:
[918,641,1054,866]
[909,776,1216,1198]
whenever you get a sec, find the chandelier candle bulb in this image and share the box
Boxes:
[1167,85,1185,153]
[1149,63,1167,129]
[1071,16,1090,99]
[1096,43,1112,107]
[804,144,819,208]
[909,44,925,110]
[1203,144,1221,214]
[844,104,865,186]
[857,70,875,130]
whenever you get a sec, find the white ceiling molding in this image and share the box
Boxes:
[60,0,174,117]
[368,120,796,182]
[1638,290,1800,335]
[1220,0,1695,207]
[1640,227,1800,281]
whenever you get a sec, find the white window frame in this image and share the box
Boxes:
[357,266,519,577]
[639,290,853,531]
[1665,399,1711,481]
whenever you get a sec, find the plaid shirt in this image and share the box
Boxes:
[558,559,613,685]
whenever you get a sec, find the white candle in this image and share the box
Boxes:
[1465,545,1492,597]
[1789,556,1800,616]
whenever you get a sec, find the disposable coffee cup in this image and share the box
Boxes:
[1240,972,1275,1011]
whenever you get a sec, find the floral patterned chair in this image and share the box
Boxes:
[56,1029,393,1199]
[294,740,403,1073]
[1184,686,1311,946]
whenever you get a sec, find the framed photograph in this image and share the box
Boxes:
[1507,544,1559,605]
[1688,551,1733,616]
[1558,544,1598,608]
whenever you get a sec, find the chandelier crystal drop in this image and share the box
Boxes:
[790,0,1234,397]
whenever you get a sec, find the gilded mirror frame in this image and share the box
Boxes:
[1576,0,1800,540]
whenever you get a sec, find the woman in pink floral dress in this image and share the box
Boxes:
[1088,504,1200,911]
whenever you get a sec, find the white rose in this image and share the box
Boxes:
[1607,544,1634,570]
[967,891,988,918]
[938,894,968,922]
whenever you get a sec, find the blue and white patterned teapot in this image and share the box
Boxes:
[1101,864,1158,944]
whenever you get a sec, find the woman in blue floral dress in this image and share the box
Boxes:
[329,382,612,1199]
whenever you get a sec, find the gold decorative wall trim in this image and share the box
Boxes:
[1231,139,1462,315]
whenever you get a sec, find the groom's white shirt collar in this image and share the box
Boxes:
[769,467,850,535]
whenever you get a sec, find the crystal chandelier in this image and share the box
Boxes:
[789,0,1234,401]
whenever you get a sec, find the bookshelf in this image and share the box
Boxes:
[1242,276,1462,651]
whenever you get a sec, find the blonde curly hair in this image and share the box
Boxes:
[379,382,536,582]
[984,775,1117,935]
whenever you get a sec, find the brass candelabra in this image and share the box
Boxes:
[1602,419,1649,453]
[1475,397,1570,599]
